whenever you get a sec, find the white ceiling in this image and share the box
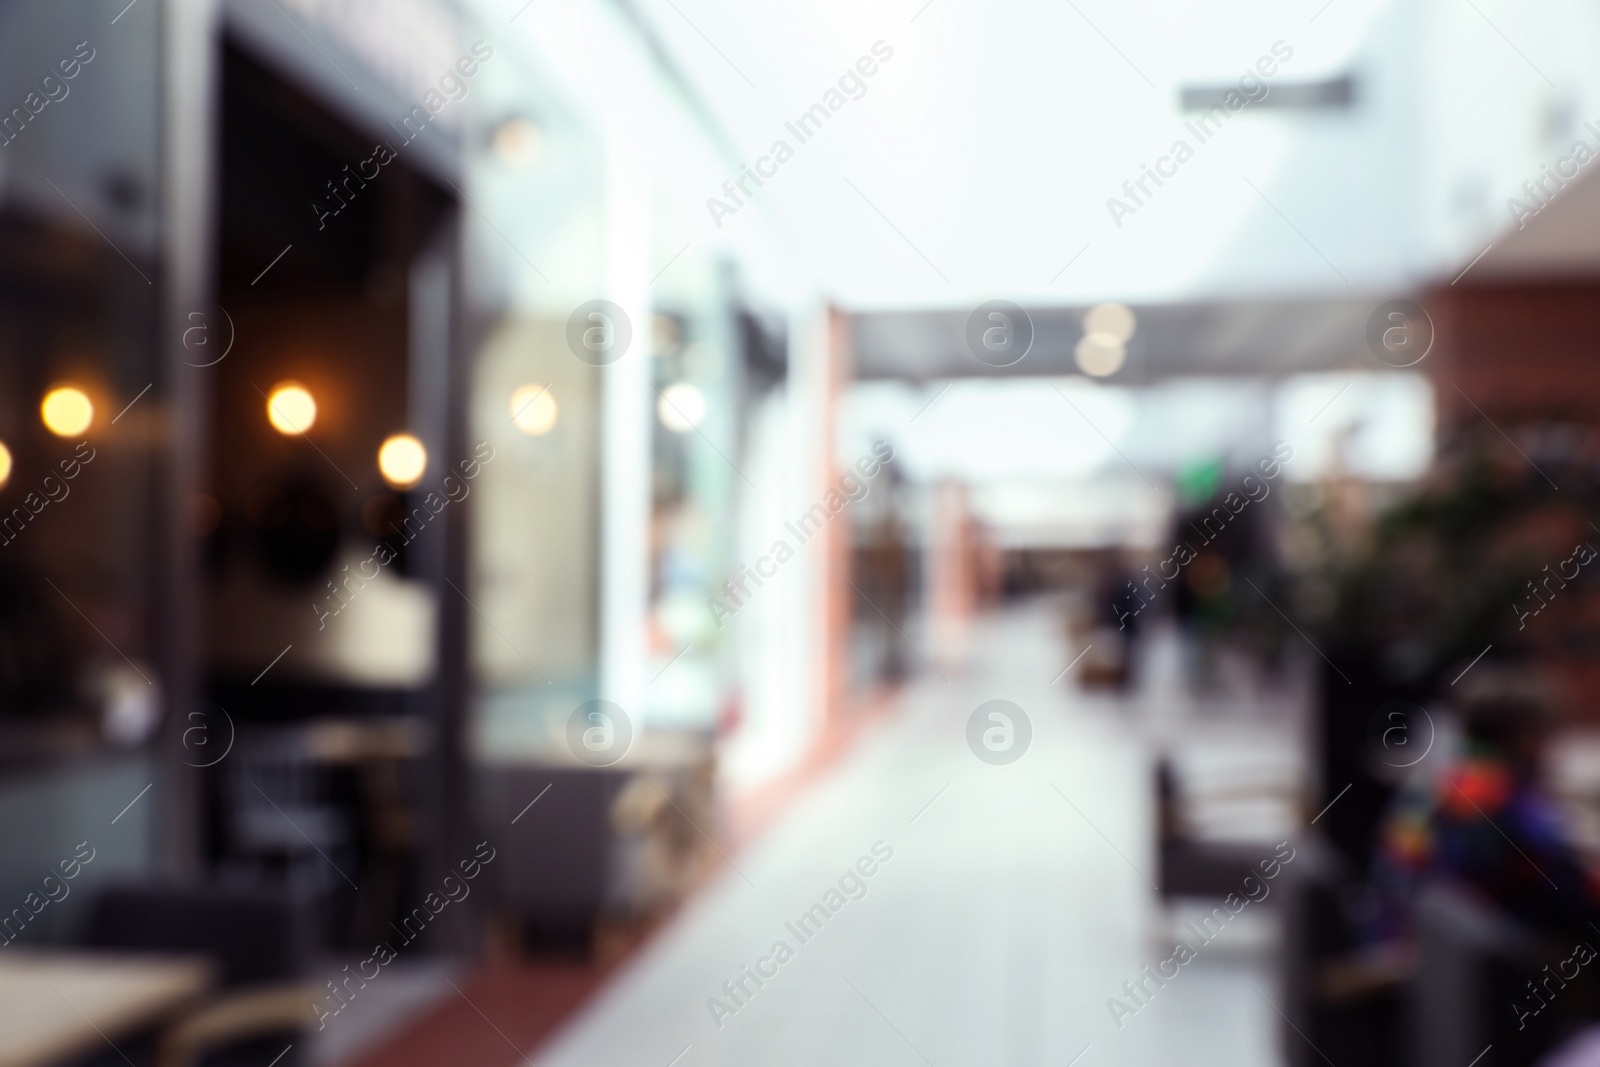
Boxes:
[629,0,1600,310]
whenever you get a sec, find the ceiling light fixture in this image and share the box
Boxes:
[657,382,706,432]
[1084,302,1136,342]
[510,385,558,436]
[266,382,317,436]
[378,433,427,489]
[1075,334,1126,377]
[41,386,94,437]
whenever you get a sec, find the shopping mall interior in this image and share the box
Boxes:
[4,0,1600,1064]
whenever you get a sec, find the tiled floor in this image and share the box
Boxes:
[503,605,1288,1067]
[348,604,1296,1066]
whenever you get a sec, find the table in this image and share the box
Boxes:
[0,951,212,1067]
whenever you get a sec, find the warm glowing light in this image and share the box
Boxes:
[657,383,706,433]
[266,382,317,435]
[41,387,93,437]
[493,118,542,169]
[1084,302,1136,342]
[1075,334,1126,377]
[378,433,427,489]
[510,385,558,436]
[0,442,11,488]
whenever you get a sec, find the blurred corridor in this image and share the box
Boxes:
[529,600,1292,1067]
[6,1,1600,1065]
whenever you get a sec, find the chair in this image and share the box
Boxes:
[87,884,316,1067]
[1276,837,1410,1067]
[222,747,355,899]
[1409,885,1556,1067]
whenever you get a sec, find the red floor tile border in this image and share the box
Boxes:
[341,961,613,1067]
[339,684,902,1067]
